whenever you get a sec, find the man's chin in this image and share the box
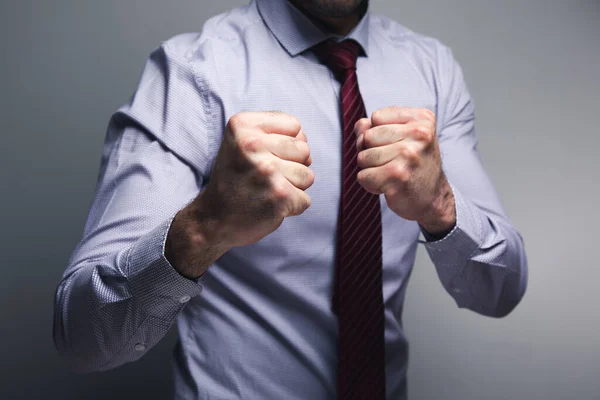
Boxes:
[301,0,367,19]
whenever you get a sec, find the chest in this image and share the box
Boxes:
[210,48,429,274]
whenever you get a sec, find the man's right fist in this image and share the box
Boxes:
[201,111,314,247]
[165,111,314,278]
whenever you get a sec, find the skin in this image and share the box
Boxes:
[165,1,456,279]
[355,108,456,235]
[165,112,315,279]
[289,0,368,35]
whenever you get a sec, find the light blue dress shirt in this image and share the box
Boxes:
[54,0,528,398]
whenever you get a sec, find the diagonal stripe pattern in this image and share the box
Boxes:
[312,39,386,400]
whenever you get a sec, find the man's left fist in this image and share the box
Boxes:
[355,106,456,236]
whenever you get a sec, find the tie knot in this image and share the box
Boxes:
[312,39,362,81]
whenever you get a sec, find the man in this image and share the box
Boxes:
[53,0,528,398]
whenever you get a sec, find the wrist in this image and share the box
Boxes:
[165,193,231,279]
[187,190,232,248]
[418,177,456,236]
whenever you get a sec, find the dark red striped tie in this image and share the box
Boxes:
[313,39,386,400]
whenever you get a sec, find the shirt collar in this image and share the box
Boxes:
[256,0,370,57]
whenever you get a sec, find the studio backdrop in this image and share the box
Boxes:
[0,1,598,399]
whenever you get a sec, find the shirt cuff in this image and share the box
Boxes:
[418,183,484,305]
[419,224,453,242]
[419,183,483,255]
[125,215,204,317]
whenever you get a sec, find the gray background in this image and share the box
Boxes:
[1,0,598,399]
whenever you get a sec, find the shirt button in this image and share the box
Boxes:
[178,295,191,304]
[453,288,462,294]
[134,343,146,352]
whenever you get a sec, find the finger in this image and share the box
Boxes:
[360,141,423,170]
[363,120,436,148]
[403,119,436,143]
[356,141,409,169]
[286,186,312,217]
[354,117,372,136]
[296,128,308,143]
[296,129,313,166]
[362,124,407,149]
[355,117,371,152]
[357,159,411,195]
[231,111,302,137]
[356,133,365,152]
[371,107,435,127]
[275,157,315,190]
[262,133,311,166]
[356,165,386,195]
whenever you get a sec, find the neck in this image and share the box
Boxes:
[288,1,366,36]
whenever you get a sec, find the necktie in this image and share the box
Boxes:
[312,39,386,400]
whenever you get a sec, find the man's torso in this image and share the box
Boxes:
[164,1,446,398]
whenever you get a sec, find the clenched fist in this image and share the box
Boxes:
[354,106,456,236]
[166,111,314,279]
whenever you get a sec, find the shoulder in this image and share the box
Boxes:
[158,2,264,63]
[368,13,457,69]
[368,14,473,124]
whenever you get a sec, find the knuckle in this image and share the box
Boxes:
[303,194,312,210]
[363,126,382,148]
[294,165,307,180]
[299,193,311,211]
[356,169,369,185]
[295,140,310,160]
[399,145,418,162]
[423,128,435,143]
[362,131,370,147]
[227,112,246,130]
[413,124,433,142]
[397,170,410,183]
[270,181,289,202]
[388,162,409,182]
[294,166,314,189]
[238,135,261,152]
[356,151,367,167]
[290,194,311,216]
[304,167,315,187]
[371,110,383,124]
[421,108,436,122]
[383,184,399,197]
[356,135,363,152]
[410,123,423,135]
[255,158,276,175]
[424,122,436,139]
[356,169,365,183]
[288,115,301,131]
